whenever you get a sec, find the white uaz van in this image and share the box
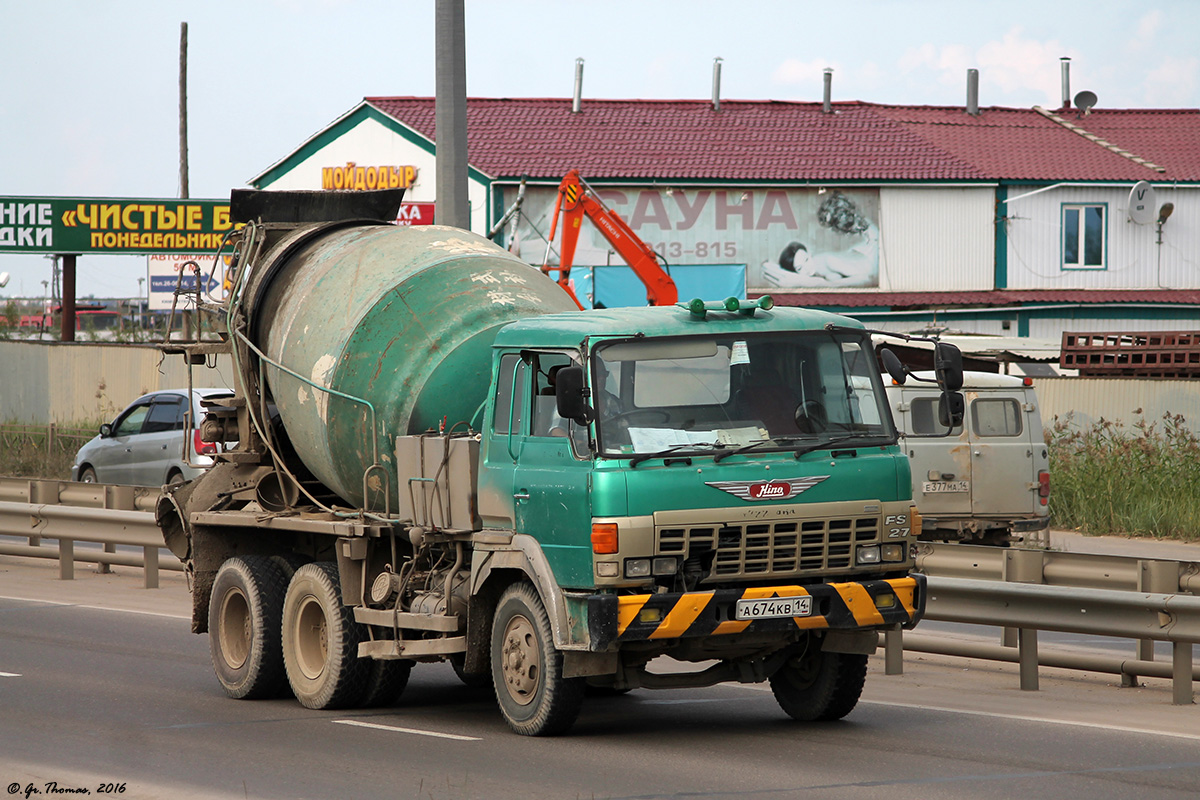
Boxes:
[885,371,1050,546]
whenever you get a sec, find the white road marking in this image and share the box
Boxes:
[334,719,481,741]
[0,594,190,620]
[737,683,1200,742]
[0,671,21,677]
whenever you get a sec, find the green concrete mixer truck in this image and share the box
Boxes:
[157,188,963,736]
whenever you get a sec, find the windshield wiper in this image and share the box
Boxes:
[712,434,873,463]
[712,436,812,463]
[629,441,724,468]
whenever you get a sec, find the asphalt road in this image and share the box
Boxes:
[1,549,1199,800]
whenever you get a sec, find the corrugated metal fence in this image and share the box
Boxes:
[0,340,234,424]
[1035,376,1200,434]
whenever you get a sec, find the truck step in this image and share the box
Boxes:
[354,607,461,632]
[359,636,466,659]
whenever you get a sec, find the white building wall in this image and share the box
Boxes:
[1003,184,1199,290]
[256,116,490,234]
[877,187,995,291]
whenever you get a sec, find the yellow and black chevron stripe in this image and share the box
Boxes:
[586,576,924,650]
[563,183,580,208]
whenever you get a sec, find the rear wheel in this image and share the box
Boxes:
[166,469,185,487]
[491,583,583,736]
[208,556,290,699]
[359,658,413,708]
[770,642,867,722]
[282,562,369,709]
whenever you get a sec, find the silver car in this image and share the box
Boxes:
[72,388,234,486]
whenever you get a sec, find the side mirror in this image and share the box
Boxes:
[880,348,907,385]
[99,423,113,438]
[939,392,965,428]
[934,342,963,392]
[555,365,595,425]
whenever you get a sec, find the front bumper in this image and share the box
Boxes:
[586,574,925,651]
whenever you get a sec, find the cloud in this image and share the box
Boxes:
[1143,55,1200,106]
[1128,10,1164,52]
[772,58,837,87]
[899,27,1075,107]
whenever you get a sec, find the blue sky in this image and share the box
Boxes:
[1,0,1196,297]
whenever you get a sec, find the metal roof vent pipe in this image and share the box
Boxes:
[712,57,723,111]
[823,68,833,113]
[572,57,584,113]
[1061,57,1071,109]
[966,68,980,115]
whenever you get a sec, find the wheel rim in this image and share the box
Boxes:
[81,470,95,483]
[783,648,821,689]
[217,588,251,670]
[500,613,539,706]
[294,594,329,680]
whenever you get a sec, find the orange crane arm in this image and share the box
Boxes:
[541,170,678,307]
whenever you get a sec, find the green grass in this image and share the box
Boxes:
[0,424,97,481]
[1048,412,1200,542]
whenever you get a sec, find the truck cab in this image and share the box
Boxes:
[886,371,1050,546]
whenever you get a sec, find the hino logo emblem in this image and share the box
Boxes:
[705,476,830,501]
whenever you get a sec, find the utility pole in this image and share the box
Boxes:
[434,0,469,229]
[179,21,189,199]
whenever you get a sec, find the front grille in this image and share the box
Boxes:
[658,515,880,580]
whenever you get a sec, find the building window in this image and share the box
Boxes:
[1062,204,1106,270]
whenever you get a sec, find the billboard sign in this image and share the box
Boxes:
[0,197,234,255]
[147,254,227,311]
[509,186,880,290]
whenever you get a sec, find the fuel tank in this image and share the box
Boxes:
[246,223,576,509]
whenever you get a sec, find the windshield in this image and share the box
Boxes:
[593,332,894,458]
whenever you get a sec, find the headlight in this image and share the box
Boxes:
[596,561,619,577]
[624,559,651,578]
[652,557,677,576]
[856,545,881,564]
[881,544,906,562]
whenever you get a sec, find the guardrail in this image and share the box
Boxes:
[0,477,181,588]
[0,475,1195,705]
[877,541,1200,706]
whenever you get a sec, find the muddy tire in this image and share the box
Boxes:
[358,659,413,708]
[491,583,583,736]
[770,643,867,722]
[208,555,290,699]
[282,562,369,710]
[451,653,492,689]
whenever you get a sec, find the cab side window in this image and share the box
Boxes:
[492,354,527,436]
[973,398,1023,437]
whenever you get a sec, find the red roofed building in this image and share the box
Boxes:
[250,95,1200,342]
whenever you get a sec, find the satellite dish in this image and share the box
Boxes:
[1128,181,1157,225]
[1074,90,1098,115]
[0,271,9,288]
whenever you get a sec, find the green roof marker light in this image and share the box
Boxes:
[681,295,773,320]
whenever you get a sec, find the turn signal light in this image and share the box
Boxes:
[591,523,619,554]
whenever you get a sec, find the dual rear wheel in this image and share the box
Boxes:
[208,558,408,709]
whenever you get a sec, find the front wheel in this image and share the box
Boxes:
[78,467,97,484]
[769,642,867,722]
[282,562,369,709]
[491,583,583,736]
